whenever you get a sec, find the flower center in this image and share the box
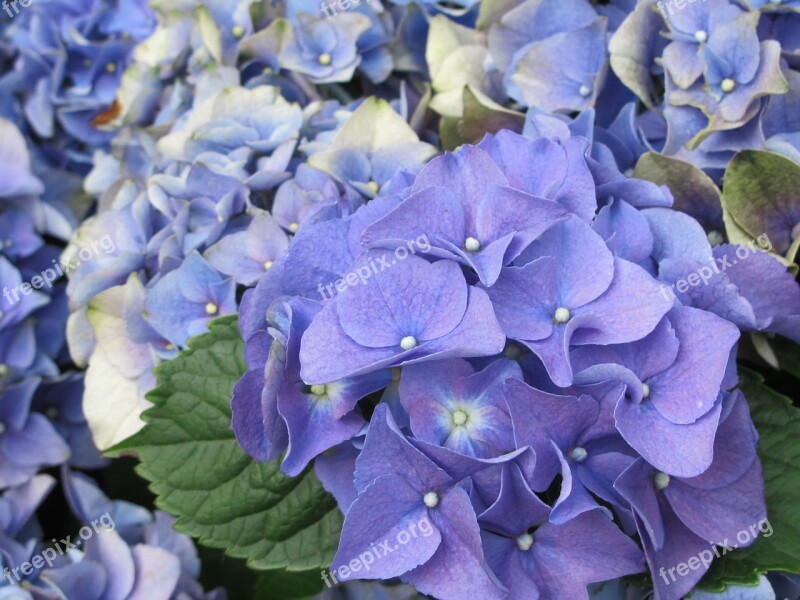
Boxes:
[318,53,333,66]
[578,85,592,98]
[464,237,481,253]
[721,78,736,93]
[105,63,117,73]
[642,383,651,399]
[694,30,708,43]
[452,409,469,426]
[554,307,571,324]
[516,533,534,551]
[423,491,439,508]
[288,223,299,233]
[503,342,521,359]
[707,230,724,247]
[400,336,418,351]
[654,471,671,490]
[232,25,245,39]
[570,447,588,462]
[263,260,274,271]
[366,180,379,195]
[205,302,219,316]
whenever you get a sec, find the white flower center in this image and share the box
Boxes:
[232,25,245,38]
[288,223,299,233]
[642,383,651,399]
[318,53,333,66]
[707,230,724,247]
[400,336,417,351]
[554,307,571,324]
[570,447,588,462]
[654,472,671,490]
[263,260,274,271]
[694,30,708,43]
[310,385,328,396]
[464,237,481,253]
[452,409,469,426]
[516,533,534,551]
[579,85,592,98]
[423,491,439,508]
[205,302,219,316]
[721,78,736,93]
[366,180,379,195]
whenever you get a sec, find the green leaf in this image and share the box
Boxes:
[633,152,722,229]
[108,316,343,571]
[722,150,800,259]
[771,336,800,381]
[254,569,324,599]
[439,116,462,152]
[458,86,524,144]
[439,86,524,151]
[700,369,800,589]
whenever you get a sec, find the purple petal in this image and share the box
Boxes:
[666,457,766,545]
[404,486,506,600]
[615,396,722,477]
[354,404,451,493]
[127,545,181,600]
[648,307,739,424]
[332,474,442,581]
[530,510,645,598]
[337,256,468,348]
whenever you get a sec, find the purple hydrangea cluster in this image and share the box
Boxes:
[25,0,797,598]
[233,125,799,598]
